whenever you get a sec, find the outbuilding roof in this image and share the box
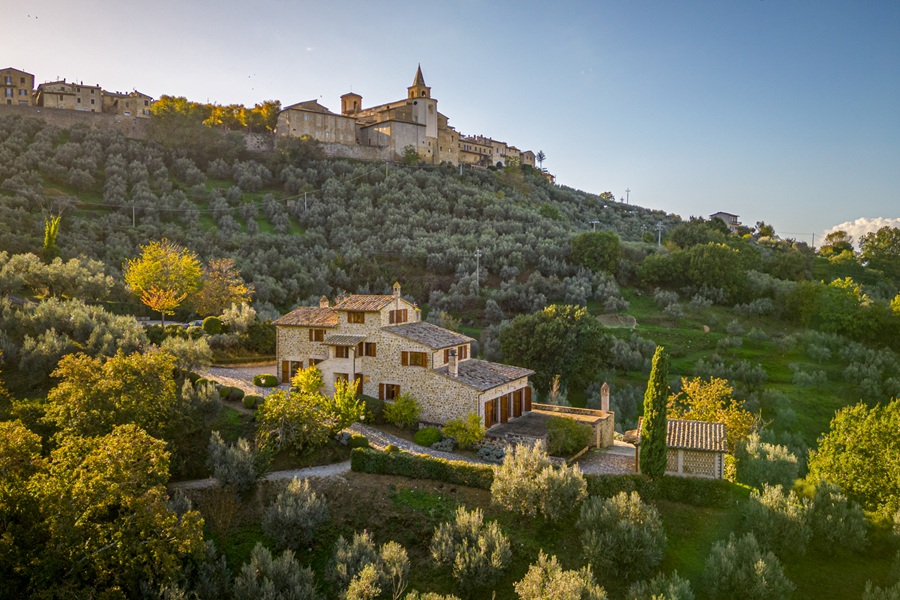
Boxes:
[273,306,338,328]
[382,321,473,350]
[434,359,534,392]
[637,418,727,453]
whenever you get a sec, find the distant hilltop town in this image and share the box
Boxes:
[2,66,152,118]
[3,64,550,178]
[277,65,542,173]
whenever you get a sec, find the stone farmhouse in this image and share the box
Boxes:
[276,66,539,170]
[273,283,534,427]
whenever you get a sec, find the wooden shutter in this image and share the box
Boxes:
[444,349,450,363]
[401,309,408,322]
[484,401,493,429]
[308,329,313,342]
[524,386,532,412]
[401,351,409,366]
[500,394,509,423]
[379,384,385,401]
[389,310,395,324]
[357,342,364,355]
[281,361,290,383]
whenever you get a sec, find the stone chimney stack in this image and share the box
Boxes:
[601,382,610,412]
[319,296,329,308]
[392,282,401,298]
[448,349,458,377]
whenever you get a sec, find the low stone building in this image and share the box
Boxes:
[273,283,533,427]
[101,90,153,117]
[632,418,727,479]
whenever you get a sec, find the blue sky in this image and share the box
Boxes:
[3,0,898,243]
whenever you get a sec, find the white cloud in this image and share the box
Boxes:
[823,217,900,247]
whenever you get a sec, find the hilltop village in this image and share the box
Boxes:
[2,64,550,178]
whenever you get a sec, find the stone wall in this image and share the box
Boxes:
[531,403,615,448]
[321,141,395,162]
[665,448,723,479]
[0,104,150,139]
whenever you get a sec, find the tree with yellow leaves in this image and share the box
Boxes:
[193,257,253,317]
[667,377,757,454]
[123,239,202,324]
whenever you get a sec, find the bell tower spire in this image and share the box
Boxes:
[408,64,431,99]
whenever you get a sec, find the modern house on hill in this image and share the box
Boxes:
[273,283,534,427]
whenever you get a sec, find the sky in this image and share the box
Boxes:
[3,0,899,244]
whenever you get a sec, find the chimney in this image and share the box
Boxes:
[448,349,458,377]
[392,281,401,298]
[601,382,610,412]
[319,295,329,308]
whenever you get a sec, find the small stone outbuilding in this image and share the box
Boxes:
[632,418,727,479]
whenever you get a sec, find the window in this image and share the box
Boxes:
[388,309,408,324]
[309,329,325,342]
[90,98,95,105]
[401,351,428,367]
[4,76,11,84]
[334,372,349,383]
[3,89,11,98]
[379,383,401,401]
[458,345,468,360]
[20,77,25,84]
[18,89,26,96]
[335,346,350,359]
[144,100,149,106]
[90,89,95,94]
[348,312,365,324]
[77,97,81,103]
[358,342,376,357]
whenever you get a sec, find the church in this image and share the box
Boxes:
[275,66,536,168]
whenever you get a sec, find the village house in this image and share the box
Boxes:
[273,283,534,427]
[101,90,153,117]
[35,80,103,112]
[1,67,34,106]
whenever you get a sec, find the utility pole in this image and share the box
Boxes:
[590,220,600,231]
[656,221,664,246]
[625,188,631,204]
[304,191,308,211]
[475,247,482,295]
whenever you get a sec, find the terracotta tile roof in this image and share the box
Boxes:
[333,295,397,311]
[322,334,366,347]
[382,321,473,350]
[636,418,727,453]
[434,359,533,392]
[273,306,338,328]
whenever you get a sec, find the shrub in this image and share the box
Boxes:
[702,533,794,600]
[206,431,259,495]
[233,543,321,600]
[626,571,694,600]
[514,551,606,600]
[384,444,400,453]
[546,416,593,455]
[291,365,323,394]
[741,484,810,556]
[379,540,410,600]
[492,443,587,522]
[442,413,486,449]
[430,507,511,593]
[146,324,166,344]
[863,581,900,600]
[404,593,460,600]
[350,448,494,489]
[579,491,666,580]
[736,434,799,490]
[431,438,456,452]
[807,482,868,553]
[894,508,900,536]
[361,394,384,424]
[413,427,443,447]
[347,434,369,449]
[243,394,263,409]
[332,530,378,590]
[384,393,420,429]
[256,390,334,454]
[345,563,381,600]
[263,477,329,551]
[202,316,223,335]
[477,445,506,464]
[253,373,278,387]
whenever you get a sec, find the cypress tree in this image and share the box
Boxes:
[640,346,669,478]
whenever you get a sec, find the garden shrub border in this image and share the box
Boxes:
[351,449,736,508]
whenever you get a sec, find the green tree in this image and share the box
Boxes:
[442,413,486,449]
[570,230,623,274]
[384,392,421,429]
[234,542,322,600]
[514,552,606,600]
[193,257,253,317]
[123,239,202,324]
[430,507,511,594]
[292,364,324,394]
[42,215,61,263]
[860,226,900,280]
[536,150,546,169]
[702,533,793,600]
[639,346,669,478]
[807,399,900,513]
[45,351,181,441]
[500,304,611,396]
[819,230,855,257]
[0,419,43,480]
[29,424,205,595]
[685,242,746,301]
[331,377,366,431]
[626,572,694,600]
[256,389,335,454]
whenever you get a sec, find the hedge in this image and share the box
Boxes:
[584,474,735,508]
[243,394,264,409]
[349,449,735,507]
[350,448,494,490]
